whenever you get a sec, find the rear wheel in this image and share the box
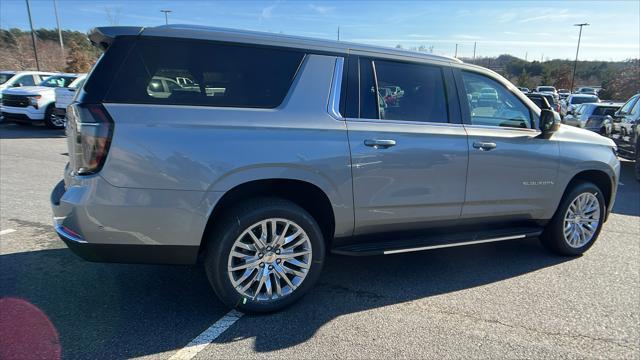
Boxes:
[541,182,605,256]
[204,198,325,313]
[44,104,64,129]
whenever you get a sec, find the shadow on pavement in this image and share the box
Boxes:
[611,160,640,217]
[1,237,568,358]
[0,122,65,139]
[0,248,228,359]
[228,238,569,353]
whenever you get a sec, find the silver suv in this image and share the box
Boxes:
[51,26,620,313]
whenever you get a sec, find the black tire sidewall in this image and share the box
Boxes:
[204,198,325,313]
[43,104,62,129]
[543,182,606,255]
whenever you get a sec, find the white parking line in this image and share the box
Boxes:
[168,309,244,360]
[0,229,16,236]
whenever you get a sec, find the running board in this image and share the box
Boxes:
[332,227,543,256]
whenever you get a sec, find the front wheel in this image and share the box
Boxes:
[541,182,605,256]
[204,198,325,313]
[44,104,64,129]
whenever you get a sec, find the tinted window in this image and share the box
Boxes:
[0,73,13,85]
[462,71,532,129]
[40,75,76,88]
[15,75,35,86]
[538,86,555,92]
[359,59,378,119]
[619,95,638,114]
[527,95,549,109]
[372,60,448,123]
[592,106,618,116]
[570,96,598,104]
[105,38,305,108]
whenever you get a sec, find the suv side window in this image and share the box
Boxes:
[461,71,532,129]
[106,38,305,108]
[618,95,638,115]
[367,60,448,123]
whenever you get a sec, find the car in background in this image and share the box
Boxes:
[562,102,622,135]
[0,71,56,99]
[558,89,570,99]
[561,94,600,117]
[609,94,640,180]
[517,87,529,93]
[54,74,87,126]
[1,73,80,129]
[577,87,598,96]
[526,92,561,115]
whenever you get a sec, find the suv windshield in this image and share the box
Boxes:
[0,73,14,85]
[538,87,555,92]
[39,75,77,88]
[571,96,598,105]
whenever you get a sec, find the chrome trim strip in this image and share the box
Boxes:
[383,234,526,255]
[344,117,466,127]
[328,57,344,120]
[55,224,88,244]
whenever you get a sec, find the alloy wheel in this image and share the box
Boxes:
[563,192,600,248]
[227,218,312,301]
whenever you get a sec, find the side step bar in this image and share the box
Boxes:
[332,227,543,256]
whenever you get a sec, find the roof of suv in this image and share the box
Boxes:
[90,25,463,65]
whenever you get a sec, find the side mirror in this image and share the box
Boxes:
[539,109,559,135]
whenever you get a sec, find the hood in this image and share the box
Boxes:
[2,86,54,96]
[553,124,615,147]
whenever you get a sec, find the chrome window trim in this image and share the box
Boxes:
[344,117,465,128]
[463,123,542,135]
[328,57,345,120]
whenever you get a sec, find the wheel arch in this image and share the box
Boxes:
[563,169,614,214]
[198,178,339,259]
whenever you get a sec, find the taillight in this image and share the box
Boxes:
[67,103,114,175]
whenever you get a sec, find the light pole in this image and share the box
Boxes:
[160,9,172,25]
[25,0,40,71]
[53,0,64,57]
[454,43,459,58]
[570,23,589,93]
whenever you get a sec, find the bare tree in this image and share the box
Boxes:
[104,6,122,26]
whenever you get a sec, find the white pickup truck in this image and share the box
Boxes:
[1,73,81,129]
[53,75,87,126]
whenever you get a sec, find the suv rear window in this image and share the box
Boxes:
[592,106,617,116]
[104,38,305,108]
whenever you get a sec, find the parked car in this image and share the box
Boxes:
[0,71,55,100]
[526,92,561,115]
[2,73,81,129]
[51,25,620,313]
[562,102,622,135]
[54,74,87,125]
[517,87,529,93]
[609,94,640,178]
[557,89,570,99]
[561,94,600,117]
[577,87,598,96]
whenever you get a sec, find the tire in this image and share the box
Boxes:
[44,104,64,129]
[540,181,606,256]
[204,197,325,313]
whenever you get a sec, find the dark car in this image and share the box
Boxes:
[610,94,640,179]
[526,92,560,114]
[563,102,622,135]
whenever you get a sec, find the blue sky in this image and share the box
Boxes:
[1,0,638,60]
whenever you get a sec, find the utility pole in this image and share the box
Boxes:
[53,0,64,58]
[160,9,172,25]
[570,23,589,93]
[25,0,40,71]
[454,43,458,58]
[337,25,340,41]
[525,52,528,61]
[472,41,476,62]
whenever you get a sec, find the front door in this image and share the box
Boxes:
[456,70,559,220]
[347,57,469,235]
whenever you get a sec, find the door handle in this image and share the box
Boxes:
[364,139,396,149]
[472,141,497,151]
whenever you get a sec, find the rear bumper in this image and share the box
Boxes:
[50,179,206,265]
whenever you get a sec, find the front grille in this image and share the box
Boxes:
[2,94,30,108]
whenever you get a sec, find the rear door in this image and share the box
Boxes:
[346,56,469,235]
[455,69,559,220]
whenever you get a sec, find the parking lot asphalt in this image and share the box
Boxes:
[1,122,639,359]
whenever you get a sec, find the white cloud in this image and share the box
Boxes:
[519,9,585,23]
[309,4,334,15]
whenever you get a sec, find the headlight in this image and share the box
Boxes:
[28,95,41,108]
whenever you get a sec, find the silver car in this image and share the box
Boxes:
[51,25,620,313]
